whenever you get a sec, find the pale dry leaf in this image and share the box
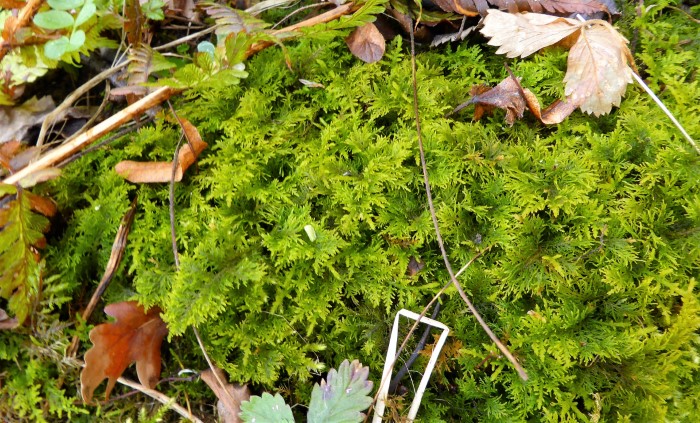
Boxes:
[345,22,386,64]
[481,10,582,58]
[201,366,250,423]
[564,20,634,116]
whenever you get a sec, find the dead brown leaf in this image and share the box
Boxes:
[25,191,58,217]
[115,118,207,183]
[201,366,250,423]
[453,75,582,125]
[433,0,606,16]
[0,96,55,143]
[80,301,168,404]
[453,76,531,125]
[346,23,386,64]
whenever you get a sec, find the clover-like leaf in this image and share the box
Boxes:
[307,359,374,423]
[33,10,74,30]
[47,0,84,10]
[239,392,295,422]
[74,1,97,26]
[67,30,86,51]
[44,36,70,59]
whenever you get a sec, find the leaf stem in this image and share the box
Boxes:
[631,72,699,155]
[407,16,528,381]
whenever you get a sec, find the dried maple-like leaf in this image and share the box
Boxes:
[201,366,251,423]
[115,118,207,183]
[80,301,168,404]
[564,20,634,116]
[346,22,386,64]
[481,10,581,58]
[481,11,636,117]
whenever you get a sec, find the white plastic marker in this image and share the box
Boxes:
[373,309,450,422]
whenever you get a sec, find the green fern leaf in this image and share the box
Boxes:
[0,185,49,322]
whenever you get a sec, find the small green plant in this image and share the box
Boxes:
[33,0,98,59]
[239,360,374,423]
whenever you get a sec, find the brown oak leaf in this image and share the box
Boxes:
[346,23,386,64]
[481,10,635,117]
[80,301,168,404]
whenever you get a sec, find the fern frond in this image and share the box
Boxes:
[199,2,269,38]
[0,185,49,322]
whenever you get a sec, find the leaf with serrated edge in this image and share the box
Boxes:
[239,392,294,423]
[481,10,581,58]
[307,359,373,423]
[564,20,634,116]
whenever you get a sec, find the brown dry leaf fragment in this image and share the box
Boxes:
[115,119,207,183]
[25,191,58,217]
[407,256,425,276]
[346,23,386,64]
[18,167,61,189]
[462,77,530,125]
[80,301,168,404]
[201,366,251,423]
[0,96,55,143]
[481,10,582,58]
[489,0,606,15]
[506,73,582,124]
[0,308,19,330]
[564,20,634,116]
[0,141,22,172]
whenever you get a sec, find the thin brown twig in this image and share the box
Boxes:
[406,16,527,381]
[167,109,240,410]
[2,86,177,186]
[36,60,132,146]
[272,2,333,29]
[365,249,490,420]
[65,197,139,358]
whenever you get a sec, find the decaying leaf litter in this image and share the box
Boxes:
[1,0,699,420]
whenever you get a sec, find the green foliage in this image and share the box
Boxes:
[1,3,696,422]
[0,185,48,322]
[240,392,295,422]
[307,359,373,423]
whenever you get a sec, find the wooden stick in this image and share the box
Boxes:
[36,60,131,146]
[115,376,204,423]
[245,2,355,57]
[2,86,178,186]
[66,197,139,358]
